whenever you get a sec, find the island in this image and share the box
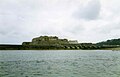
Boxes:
[0,36,120,50]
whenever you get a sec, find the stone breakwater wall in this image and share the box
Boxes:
[0,45,22,50]
[0,44,117,50]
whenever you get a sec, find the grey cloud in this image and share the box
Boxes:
[0,0,120,44]
[91,22,120,42]
[74,0,101,20]
[97,23,120,34]
[0,0,41,12]
[66,25,84,34]
[0,30,8,35]
[0,0,41,40]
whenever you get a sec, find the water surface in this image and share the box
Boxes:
[0,50,120,77]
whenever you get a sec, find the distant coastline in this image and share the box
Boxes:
[0,36,120,50]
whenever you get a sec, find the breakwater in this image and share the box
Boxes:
[0,44,117,50]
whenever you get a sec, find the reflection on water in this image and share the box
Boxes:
[0,50,120,77]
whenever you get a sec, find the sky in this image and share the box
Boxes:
[0,0,120,44]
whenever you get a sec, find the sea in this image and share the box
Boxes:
[0,50,120,77]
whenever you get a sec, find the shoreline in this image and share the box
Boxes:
[0,45,120,50]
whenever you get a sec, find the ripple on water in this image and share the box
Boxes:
[0,50,120,77]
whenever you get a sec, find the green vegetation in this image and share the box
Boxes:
[97,38,120,45]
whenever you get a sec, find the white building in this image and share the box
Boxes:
[69,40,78,44]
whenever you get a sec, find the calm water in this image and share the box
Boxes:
[0,50,120,77]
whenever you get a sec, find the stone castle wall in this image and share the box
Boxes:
[22,36,70,46]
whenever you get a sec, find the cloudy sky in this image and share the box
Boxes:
[0,0,120,44]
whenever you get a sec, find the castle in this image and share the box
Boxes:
[22,36,78,46]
